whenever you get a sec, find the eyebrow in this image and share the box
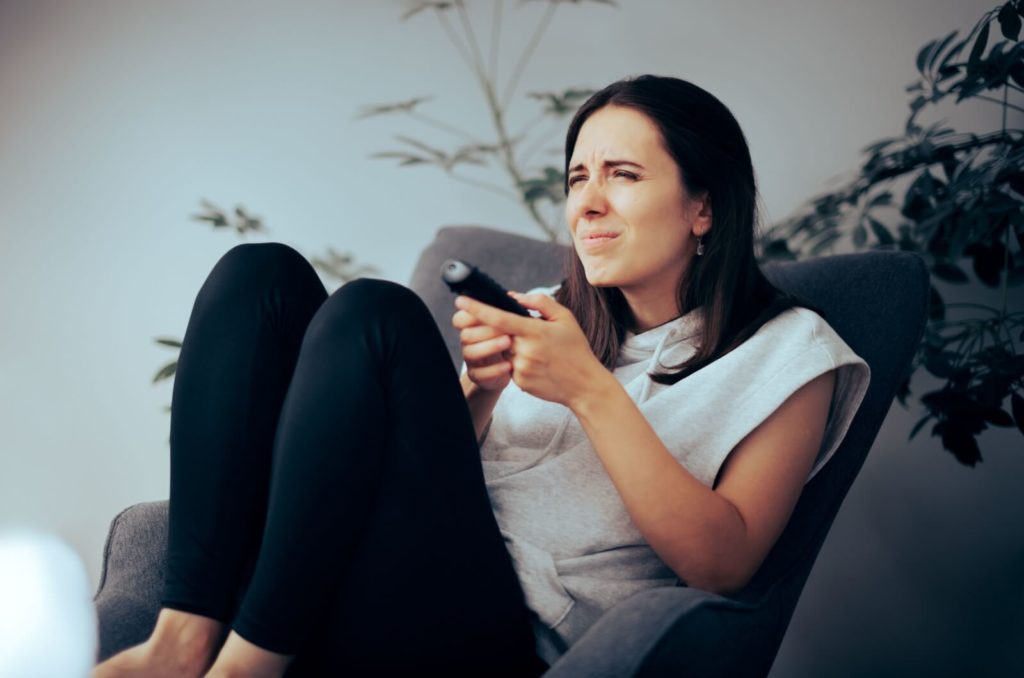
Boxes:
[567,159,645,174]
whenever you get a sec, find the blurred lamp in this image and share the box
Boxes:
[0,531,97,677]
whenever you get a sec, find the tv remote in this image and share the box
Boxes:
[441,259,532,317]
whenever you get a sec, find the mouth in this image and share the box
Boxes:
[579,232,620,250]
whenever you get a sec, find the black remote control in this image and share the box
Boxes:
[441,259,532,317]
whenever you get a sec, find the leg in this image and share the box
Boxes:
[222,278,544,676]
[163,243,329,621]
[94,243,328,678]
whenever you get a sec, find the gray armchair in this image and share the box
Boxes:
[94,225,929,676]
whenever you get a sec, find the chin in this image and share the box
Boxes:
[584,273,620,288]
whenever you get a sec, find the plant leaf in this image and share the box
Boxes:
[867,191,894,208]
[968,21,990,68]
[982,406,1015,427]
[154,337,182,348]
[1011,392,1024,435]
[916,38,939,74]
[153,361,177,384]
[867,217,896,245]
[909,413,932,440]
[853,223,868,247]
[928,30,960,72]
[998,2,1021,40]
[928,284,946,321]
[965,241,1007,287]
[354,96,433,119]
[932,261,969,283]
[761,239,798,261]
[400,1,454,21]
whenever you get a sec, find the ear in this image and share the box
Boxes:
[693,192,712,236]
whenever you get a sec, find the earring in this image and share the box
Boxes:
[696,234,705,256]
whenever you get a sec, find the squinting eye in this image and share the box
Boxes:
[615,170,638,180]
[568,176,585,187]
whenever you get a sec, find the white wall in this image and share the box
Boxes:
[1,1,1018,675]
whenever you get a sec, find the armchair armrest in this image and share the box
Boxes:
[93,500,169,661]
[544,586,779,678]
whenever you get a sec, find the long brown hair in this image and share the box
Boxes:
[555,74,823,385]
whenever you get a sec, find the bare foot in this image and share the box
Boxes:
[92,608,226,678]
[204,630,293,678]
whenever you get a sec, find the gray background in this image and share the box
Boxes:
[1,1,1020,675]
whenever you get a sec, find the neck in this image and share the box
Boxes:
[621,288,683,333]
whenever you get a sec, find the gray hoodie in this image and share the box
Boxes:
[462,284,871,665]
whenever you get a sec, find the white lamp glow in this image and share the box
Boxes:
[0,531,97,677]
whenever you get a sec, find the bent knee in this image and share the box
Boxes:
[201,242,319,303]
[308,278,432,338]
[333,277,424,308]
[216,242,309,277]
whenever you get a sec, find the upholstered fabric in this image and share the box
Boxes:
[94,225,929,675]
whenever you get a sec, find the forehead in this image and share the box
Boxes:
[570,105,667,165]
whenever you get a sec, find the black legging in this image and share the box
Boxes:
[160,242,547,676]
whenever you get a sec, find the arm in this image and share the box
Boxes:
[569,368,835,595]
[461,370,503,445]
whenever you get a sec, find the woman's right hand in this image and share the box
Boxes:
[452,307,513,392]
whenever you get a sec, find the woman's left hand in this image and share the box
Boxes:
[453,291,607,408]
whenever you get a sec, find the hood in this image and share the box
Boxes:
[618,306,704,403]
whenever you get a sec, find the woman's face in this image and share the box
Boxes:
[565,105,707,299]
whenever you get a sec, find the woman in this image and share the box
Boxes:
[94,74,869,676]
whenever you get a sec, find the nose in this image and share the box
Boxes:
[573,177,608,221]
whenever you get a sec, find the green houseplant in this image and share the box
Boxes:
[760,1,1024,464]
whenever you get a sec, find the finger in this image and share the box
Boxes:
[454,295,534,336]
[451,309,483,330]
[459,325,506,346]
[468,360,512,380]
[509,291,560,321]
[463,334,511,362]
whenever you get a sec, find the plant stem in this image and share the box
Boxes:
[944,303,1003,314]
[408,111,485,145]
[447,171,521,202]
[433,0,557,240]
[489,0,502,83]
[501,0,558,110]
[512,108,551,146]
[455,0,489,83]
[999,81,1016,354]
[518,116,562,168]
[434,7,475,71]
[972,94,1024,115]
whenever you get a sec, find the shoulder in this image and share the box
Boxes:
[760,305,865,372]
[751,305,850,358]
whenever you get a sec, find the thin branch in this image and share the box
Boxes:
[433,7,475,74]
[511,107,551,143]
[943,303,1007,314]
[999,82,1013,351]
[455,0,489,84]
[501,0,558,110]
[408,111,486,145]
[490,0,503,84]
[446,171,521,202]
[969,94,1024,115]
[518,117,562,167]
